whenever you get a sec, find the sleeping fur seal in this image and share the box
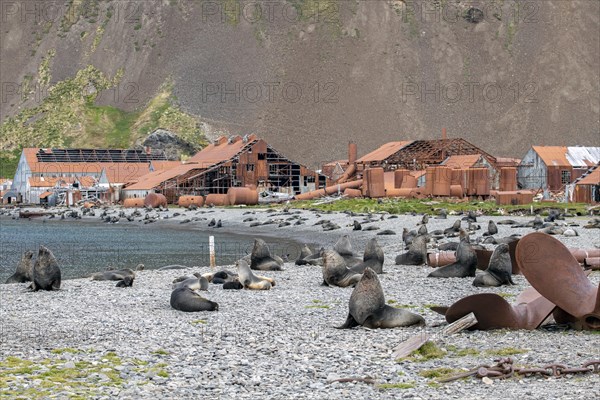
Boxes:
[337,268,425,329]
[237,259,275,290]
[428,230,477,278]
[321,249,362,287]
[5,251,33,283]
[172,275,209,291]
[472,244,514,287]
[30,245,61,291]
[91,268,135,281]
[203,270,238,284]
[350,238,384,274]
[333,235,362,268]
[170,288,218,312]
[250,239,283,271]
[395,235,427,265]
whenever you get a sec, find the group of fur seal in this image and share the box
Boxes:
[320,236,385,287]
[5,246,61,291]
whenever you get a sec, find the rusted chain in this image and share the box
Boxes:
[438,358,600,383]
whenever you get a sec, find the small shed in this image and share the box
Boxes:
[570,164,600,204]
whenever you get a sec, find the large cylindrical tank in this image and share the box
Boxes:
[365,168,385,198]
[424,167,435,195]
[432,167,451,196]
[123,198,145,208]
[500,167,517,191]
[450,184,464,198]
[144,192,168,208]
[227,187,259,205]
[394,169,409,189]
[178,195,205,208]
[473,168,490,196]
[344,188,362,198]
[205,194,230,206]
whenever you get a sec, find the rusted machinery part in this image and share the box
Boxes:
[227,187,259,205]
[426,251,456,268]
[442,292,556,330]
[205,194,230,207]
[123,198,145,208]
[584,258,600,270]
[144,192,167,208]
[570,248,600,263]
[344,188,362,198]
[517,232,600,330]
[294,180,363,201]
[178,195,204,208]
[335,163,356,184]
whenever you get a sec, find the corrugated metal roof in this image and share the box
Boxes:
[441,154,482,169]
[357,141,413,163]
[532,146,600,167]
[576,168,600,185]
[188,135,257,167]
[28,177,70,188]
[123,163,205,191]
[149,161,185,172]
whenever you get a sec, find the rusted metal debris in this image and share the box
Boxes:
[437,358,600,383]
[433,232,600,331]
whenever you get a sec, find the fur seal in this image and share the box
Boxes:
[170,288,218,312]
[333,235,362,267]
[395,235,427,265]
[172,275,209,291]
[484,220,498,236]
[250,239,283,271]
[30,246,61,291]
[350,238,385,274]
[321,250,362,287]
[91,268,135,281]
[116,276,134,287]
[428,230,477,278]
[204,270,238,284]
[472,244,515,287]
[337,268,425,329]
[223,281,243,290]
[237,259,275,290]
[443,220,461,236]
[5,251,34,284]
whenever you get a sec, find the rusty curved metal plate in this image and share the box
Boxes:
[444,292,555,330]
[517,232,600,330]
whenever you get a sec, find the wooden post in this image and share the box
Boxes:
[209,236,216,269]
[441,312,478,335]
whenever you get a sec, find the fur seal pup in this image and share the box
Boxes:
[428,230,477,278]
[223,281,243,290]
[353,220,362,231]
[237,260,275,290]
[250,239,283,271]
[5,251,34,284]
[483,220,498,236]
[170,288,218,312]
[337,268,425,329]
[321,250,362,287]
[333,235,362,267]
[395,235,427,265]
[204,270,238,284]
[350,238,385,274]
[116,276,134,287]
[472,244,515,287]
[443,220,461,236]
[91,268,135,281]
[30,246,61,291]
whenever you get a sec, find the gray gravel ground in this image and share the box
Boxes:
[1,206,599,399]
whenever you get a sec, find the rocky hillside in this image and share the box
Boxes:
[1,0,598,175]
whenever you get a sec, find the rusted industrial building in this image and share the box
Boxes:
[569,163,600,203]
[10,147,167,204]
[355,138,497,172]
[122,134,327,203]
[517,146,600,191]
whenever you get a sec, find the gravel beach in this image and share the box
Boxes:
[1,206,599,399]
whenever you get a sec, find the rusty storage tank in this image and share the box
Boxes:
[144,192,168,208]
[495,191,519,205]
[227,187,259,205]
[344,188,362,198]
[365,168,385,198]
[432,167,451,196]
[386,188,413,198]
[517,190,534,204]
[424,167,436,195]
[205,194,230,207]
[178,195,205,208]
[400,175,417,189]
[472,168,490,196]
[394,169,410,188]
[450,185,464,198]
[500,167,517,191]
[427,251,456,267]
[123,198,145,208]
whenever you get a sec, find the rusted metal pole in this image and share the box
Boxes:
[209,235,215,269]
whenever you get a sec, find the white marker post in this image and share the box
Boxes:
[209,236,216,269]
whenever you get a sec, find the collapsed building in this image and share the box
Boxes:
[122,134,327,203]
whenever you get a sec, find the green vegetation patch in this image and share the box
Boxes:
[377,381,416,389]
[401,341,446,362]
[419,367,462,379]
[485,347,528,357]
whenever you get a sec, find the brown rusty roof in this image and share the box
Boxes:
[188,135,258,168]
[575,164,600,186]
[149,161,185,171]
[28,177,70,188]
[123,163,206,191]
[357,141,413,163]
[532,146,570,167]
[442,154,483,169]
